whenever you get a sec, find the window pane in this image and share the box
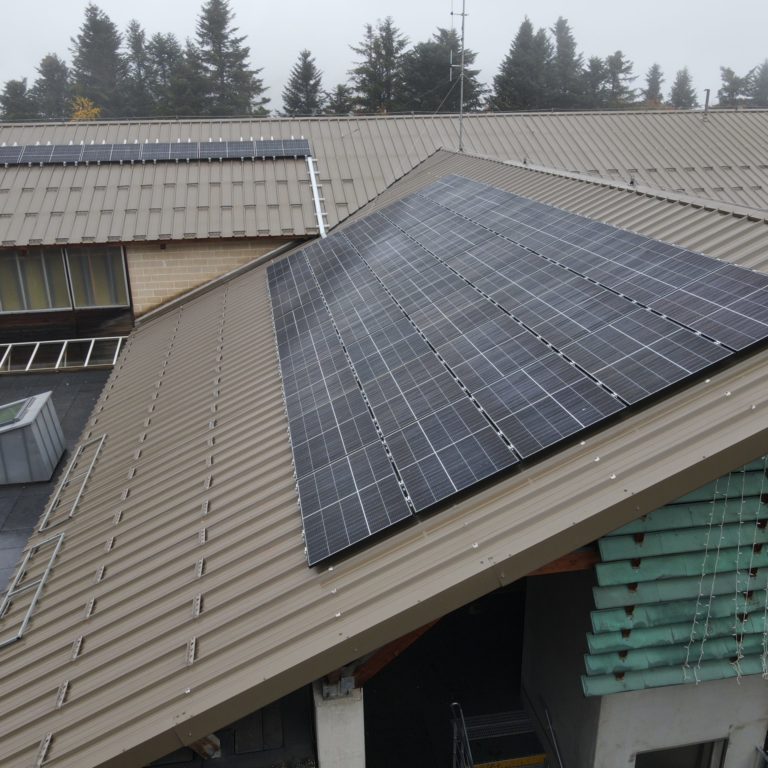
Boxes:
[42,249,70,308]
[0,253,24,310]
[66,247,129,308]
[23,254,49,309]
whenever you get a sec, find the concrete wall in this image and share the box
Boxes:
[594,675,768,768]
[522,571,602,768]
[125,238,289,315]
[313,682,365,768]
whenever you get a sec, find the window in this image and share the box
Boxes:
[0,246,129,313]
[67,246,129,308]
[0,249,69,311]
[635,739,727,768]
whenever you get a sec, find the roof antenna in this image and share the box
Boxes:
[449,0,467,152]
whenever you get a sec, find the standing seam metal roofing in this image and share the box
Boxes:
[2,152,768,767]
[2,110,768,249]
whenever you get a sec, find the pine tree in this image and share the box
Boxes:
[324,84,354,115]
[399,28,484,113]
[145,33,184,114]
[604,50,636,107]
[123,21,155,117]
[0,79,38,120]
[668,67,698,109]
[70,3,126,117]
[349,17,409,113]
[718,66,752,106]
[751,60,768,107]
[550,17,583,109]
[491,18,553,111]
[282,50,324,115]
[641,63,664,107]
[168,40,210,116]
[583,56,608,108]
[195,0,268,115]
[31,54,71,120]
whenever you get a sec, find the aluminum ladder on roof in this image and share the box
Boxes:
[0,336,126,374]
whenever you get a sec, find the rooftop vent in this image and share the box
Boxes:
[0,392,65,484]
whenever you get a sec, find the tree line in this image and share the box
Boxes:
[1,2,767,121]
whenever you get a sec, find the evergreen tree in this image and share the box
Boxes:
[491,18,553,111]
[349,17,409,113]
[145,33,184,114]
[31,54,71,120]
[283,50,324,115]
[195,0,268,115]
[399,28,484,112]
[550,17,583,109]
[167,40,210,116]
[604,50,636,107]
[641,63,664,107]
[669,67,698,109]
[324,84,354,115]
[0,79,38,120]
[751,60,768,107]
[583,56,608,108]
[70,3,126,117]
[124,20,155,117]
[718,66,752,106]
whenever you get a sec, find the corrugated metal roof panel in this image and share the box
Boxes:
[2,110,768,248]
[2,151,768,766]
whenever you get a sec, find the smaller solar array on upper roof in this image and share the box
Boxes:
[0,138,311,166]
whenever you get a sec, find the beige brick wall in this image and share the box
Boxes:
[125,238,290,315]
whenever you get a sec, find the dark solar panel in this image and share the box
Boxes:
[269,174,768,565]
[20,145,54,164]
[81,144,112,162]
[51,145,83,163]
[1,138,312,167]
[0,146,23,164]
[170,142,198,160]
[111,143,142,162]
[141,142,172,161]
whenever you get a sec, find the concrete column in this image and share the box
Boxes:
[313,681,365,768]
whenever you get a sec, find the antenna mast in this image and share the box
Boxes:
[450,0,467,152]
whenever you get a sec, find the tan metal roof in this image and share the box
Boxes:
[2,152,768,767]
[1,109,767,248]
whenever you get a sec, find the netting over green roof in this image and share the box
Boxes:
[582,457,768,696]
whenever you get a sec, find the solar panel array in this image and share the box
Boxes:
[0,138,311,167]
[268,174,768,566]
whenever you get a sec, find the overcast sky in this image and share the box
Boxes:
[1,0,766,109]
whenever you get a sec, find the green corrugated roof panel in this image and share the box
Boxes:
[611,498,767,535]
[582,456,768,696]
[582,655,767,697]
[594,570,758,609]
[599,521,768,561]
[587,613,768,654]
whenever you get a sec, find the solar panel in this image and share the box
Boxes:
[111,144,142,162]
[0,139,312,166]
[20,145,53,164]
[170,142,197,160]
[0,146,22,164]
[141,142,171,161]
[51,145,83,163]
[269,174,768,565]
[81,144,112,163]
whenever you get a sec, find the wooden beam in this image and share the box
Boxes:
[354,621,438,688]
[528,548,599,576]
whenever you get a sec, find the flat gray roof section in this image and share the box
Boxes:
[1,152,768,767]
[0,371,110,588]
[1,110,767,248]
